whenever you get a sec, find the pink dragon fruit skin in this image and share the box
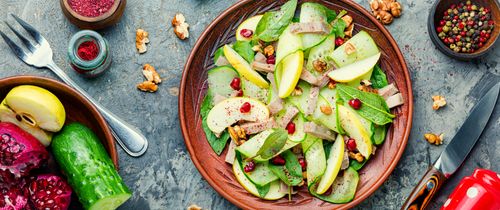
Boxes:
[0,122,49,183]
[28,174,72,210]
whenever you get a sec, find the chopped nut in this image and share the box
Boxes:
[302,171,307,179]
[358,85,378,93]
[228,126,240,145]
[348,151,365,162]
[187,204,202,210]
[327,79,336,89]
[312,59,328,72]
[320,105,333,115]
[292,86,303,96]
[137,81,158,93]
[390,2,402,17]
[370,0,380,11]
[233,125,247,140]
[263,45,275,57]
[252,45,262,52]
[361,79,372,86]
[370,0,401,25]
[432,95,447,110]
[135,29,149,54]
[344,42,356,55]
[424,133,444,145]
[142,64,162,84]
[378,10,394,24]
[172,13,189,40]
[341,15,353,27]
[344,23,354,37]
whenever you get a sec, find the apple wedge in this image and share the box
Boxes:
[316,134,345,194]
[328,52,381,83]
[236,15,263,41]
[277,51,304,98]
[337,105,372,158]
[207,97,269,135]
[224,45,269,89]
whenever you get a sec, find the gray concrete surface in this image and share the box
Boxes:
[0,0,498,209]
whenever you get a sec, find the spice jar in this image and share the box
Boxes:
[60,0,126,30]
[68,30,112,77]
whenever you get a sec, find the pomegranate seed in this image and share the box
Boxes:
[484,8,490,13]
[230,77,241,90]
[436,27,443,33]
[298,158,307,171]
[244,161,256,172]
[240,29,253,38]
[440,20,446,26]
[240,102,251,113]
[348,99,362,110]
[467,20,475,26]
[467,5,472,11]
[335,37,344,47]
[453,15,459,20]
[271,155,286,165]
[286,122,296,134]
[236,89,244,97]
[323,186,333,196]
[266,55,276,64]
[346,138,357,151]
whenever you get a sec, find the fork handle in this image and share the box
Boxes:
[47,62,148,157]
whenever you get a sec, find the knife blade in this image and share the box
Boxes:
[402,82,500,210]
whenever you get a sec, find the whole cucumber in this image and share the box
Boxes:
[52,123,131,210]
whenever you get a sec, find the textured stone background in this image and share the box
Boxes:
[0,0,498,209]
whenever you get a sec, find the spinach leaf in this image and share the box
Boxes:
[255,129,288,159]
[330,10,347,38]
[200,92,229,155]
[320,4,337,23]
[323,141,334,159]
[257,183,271,198]
[233,41,255,63]
[371,124,387,145]
[349,158,368,171]
[371,65,389,89]
[268,150,303,186]
[255,0,298,42]
[337,84,394,125]
[213,46,225,65]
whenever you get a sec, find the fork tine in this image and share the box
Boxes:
[4,21,36,53]
[10,14,46,45]
[0,30,30,63]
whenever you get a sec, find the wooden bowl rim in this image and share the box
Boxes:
[427,0,500,60]
[0,75,119,169]
[179,0,413,209]
[61,0,122,23]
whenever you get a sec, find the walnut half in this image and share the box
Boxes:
[142,64,162,84]
[136,29,149,54]
[172,13,190,40]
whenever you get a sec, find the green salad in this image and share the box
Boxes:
[200,0,404,203]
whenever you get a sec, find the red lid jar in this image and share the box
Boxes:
[60,0,126,30]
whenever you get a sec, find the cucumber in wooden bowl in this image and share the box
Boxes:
[52,123,132,210]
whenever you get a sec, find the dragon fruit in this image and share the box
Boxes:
[0,122,49,183]
[0,183,28,210]
[27,174,72,210]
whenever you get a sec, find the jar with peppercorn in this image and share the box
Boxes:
[68,30,112,77]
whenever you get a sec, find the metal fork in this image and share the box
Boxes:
[0,14,148,157]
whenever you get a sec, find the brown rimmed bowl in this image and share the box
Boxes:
[179,0,413,209]
[60,0,126,30]
[428,0,500,60]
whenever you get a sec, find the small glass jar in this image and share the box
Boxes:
[68,30,112,77]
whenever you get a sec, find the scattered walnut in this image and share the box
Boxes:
[344,42,356,55]
[187,204,202,210]
[320,105,333,115]
[229,125,246,146]
[344,23,354,37]
[135,29,149,54]
[358,85,378,93]
[142,64,162,84]
[234,125,247,140]
[252,45,262,52]
[172,13,189,40]
[292,86,303,96]
[341,15,353,27]
[327,80,336,89]
[390,2,402,17]
[432,95,447,110]
[348,151,365,162]
[369,0,402,25]
[312,59,328,72]
[378,10,394,24]
[424,133,444,145]
[263,45,275,57]
[137,81,158,93]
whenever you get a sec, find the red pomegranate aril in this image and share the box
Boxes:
[298,158,307,171]
[240,29,254,38]
[266,55,276,64]
[480,31,486,37]
[335,37,344,47]
[479,37,486,43]
[230,77,241,90]
[244,161,256,172]
[28,174,72,210]
[271,155,286,165]
[484,8,490,13]
[346,138,357,151]
[236,89,244,97]
[240,102,251,113]
[348,99,362,110]
[286,122,296,134]
[485,33,490,39]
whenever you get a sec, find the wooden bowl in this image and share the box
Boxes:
[179,0,413,209]
[60,0,126,30]
[428,0,500,60]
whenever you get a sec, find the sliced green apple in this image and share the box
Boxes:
[337,105,372,158]
[233,157,286,200]
[328,52,381,83]
[236,15,263,41]
[277,51,304,98]
[207,97,269,135]
[316,134,345,194]
[223,45,269,89]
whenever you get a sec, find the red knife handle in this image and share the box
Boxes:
[402,166,447,210]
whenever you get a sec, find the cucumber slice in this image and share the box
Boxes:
[306,35,335,76]
[304,139,326,185]
[242,160,279,186]
[311,96,339,132]
[242,77,268,103]
[286,80,312,114]
[276,25,303,68]
[330,31,380,67]
[207,66,239,102]
[237,129,275,158]
[288,113,306,142]
[301,135,320,153]
[319,86,337,105]
[300,3,330,49]
[309,167,359,203]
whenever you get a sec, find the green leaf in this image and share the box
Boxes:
[371,65,388,89]
[233,41,255,63]
[320,5,337,23]
[337,84,394,125]
[255,0,298,42]
[371,124,387,145]
[213,46,225,65]
[330,10,347,38]
[323,141,334,159]
[349,158,368,171]
[268,150,303,186]
[255,129,288,159]
[201,92,229,155]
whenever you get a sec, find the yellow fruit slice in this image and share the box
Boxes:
[223,45,269,89]
[337,105,372,158]
[328,52,381,83]
[277,51,304,98]
[236,15,263,41]
[316,134,345,194]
